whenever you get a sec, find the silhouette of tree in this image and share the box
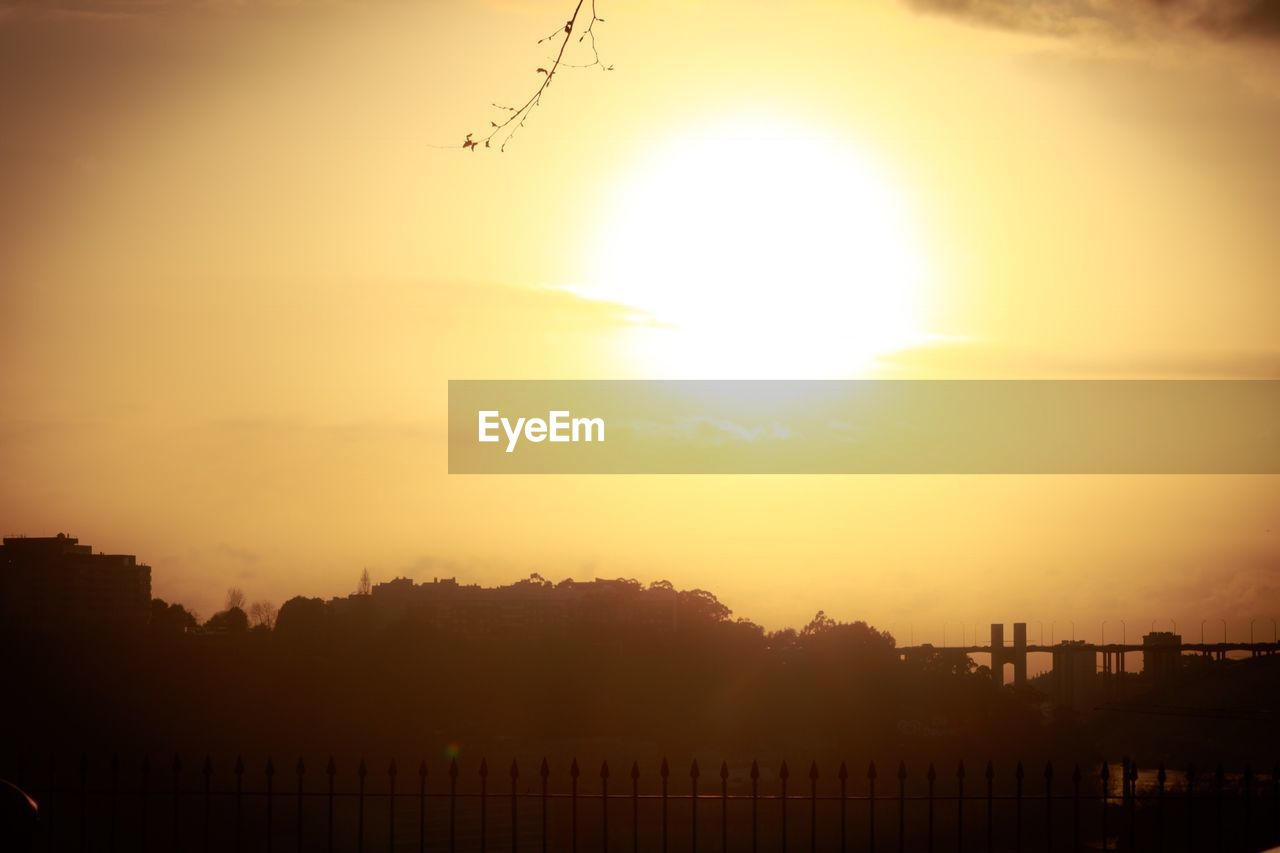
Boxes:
[224,587,246,611]
[248,600,278,630]
[205,605,248,634]
[275,596,328,642]
[357,568,371,596]
[677,588,731,623]
[149,598,197,634]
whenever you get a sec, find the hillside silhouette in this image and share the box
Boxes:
[3,534,1278,768]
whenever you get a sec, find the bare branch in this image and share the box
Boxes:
[459,0,609,153]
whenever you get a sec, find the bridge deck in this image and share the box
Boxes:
[898,642,1280,654]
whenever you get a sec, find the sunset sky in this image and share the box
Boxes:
[1,0,1278,639]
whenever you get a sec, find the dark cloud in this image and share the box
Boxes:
[906,0,1280,40]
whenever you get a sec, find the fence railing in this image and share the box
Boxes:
[7,754,1279,852]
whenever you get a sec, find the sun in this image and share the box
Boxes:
[584,117,933,378]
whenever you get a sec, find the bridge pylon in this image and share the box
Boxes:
[990,622,1027,687]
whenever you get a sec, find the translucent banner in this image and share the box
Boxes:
[447,380,1280,474]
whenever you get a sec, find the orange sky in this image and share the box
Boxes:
[1,0,1278,637]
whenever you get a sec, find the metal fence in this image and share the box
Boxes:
[7,754,1279,852]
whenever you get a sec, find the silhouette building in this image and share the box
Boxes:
[1049,641,1097,710]
[1142,631,1183,685]
[0,533,151,631]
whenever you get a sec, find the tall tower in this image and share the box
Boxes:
[990,622,1028,687]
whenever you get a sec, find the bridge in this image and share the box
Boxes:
[897,622,1280,709]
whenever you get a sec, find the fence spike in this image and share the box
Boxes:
[204,756,213,778]
[419,759,428,780]
[898,760,907,781]
[957,760,966,780]
[1016,761,1024,781]
[691,759,700,780]
[779,760,789,780]
[266,758,275,778]
[720,761,729,781]
[750,760,760,781]
[1071,764,1080,784]
[235,756,244,776]
[660,757,669,778]
[174,754,183,775]
[326,756,335,777]
[479,757,489,778]
[1044,761,1053,780]
[985,760,994,781]
[927,762,936,782]
[1157,763,1166,785]
[838,761,848,782]
[866,761,875,781]
[541,758,550,780]
[358,758,367,779]
[389,759,398,778]
[570,757,580,778]
[810,761,819,781]
[600,760,609,779]
[511,759,520,780]
[449,757,458,780]
[630,761,639,781]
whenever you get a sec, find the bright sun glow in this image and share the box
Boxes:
[586,118,933,378]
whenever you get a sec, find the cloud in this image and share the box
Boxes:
[905,0,1280,40]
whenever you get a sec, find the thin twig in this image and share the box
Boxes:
[458,0,608,153]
